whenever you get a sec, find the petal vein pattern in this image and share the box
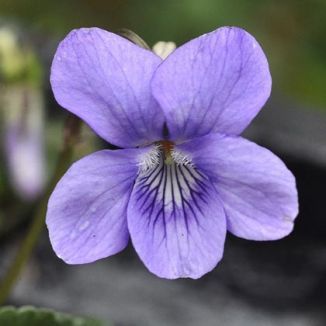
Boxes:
[128,148,226,279]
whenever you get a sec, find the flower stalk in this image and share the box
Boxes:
[0,115,81,305]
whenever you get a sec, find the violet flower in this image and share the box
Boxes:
[46,27,298,279]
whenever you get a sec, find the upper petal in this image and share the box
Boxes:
[151,27,271,141]
[46,147,149,264]
[127,156,226,279]
[51,28,165,148]
[178,134,298,240]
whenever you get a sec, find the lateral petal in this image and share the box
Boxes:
[46,148,148,264]
[178,134,299,240]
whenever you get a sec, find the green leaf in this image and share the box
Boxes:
[0,306,103,326]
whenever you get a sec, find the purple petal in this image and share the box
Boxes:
[127,158,226,279]
[151,27,271,141]
[46,148,148,264]
[178,134,299,240]
[51,28,164,148]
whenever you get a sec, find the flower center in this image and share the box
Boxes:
[139,141,193,174]
[136,141,207,215]
[158,140,174,165]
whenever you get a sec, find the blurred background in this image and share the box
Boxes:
[0,0,325,325]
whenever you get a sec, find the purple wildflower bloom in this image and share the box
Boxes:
[46,27,298,279]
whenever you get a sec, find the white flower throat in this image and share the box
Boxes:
[139,141,193,174]
[137,141,207,210]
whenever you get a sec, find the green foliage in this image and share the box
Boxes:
[0,306,103,326]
